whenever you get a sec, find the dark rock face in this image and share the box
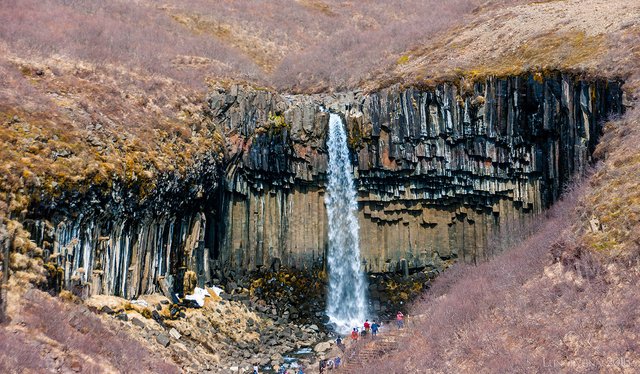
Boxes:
[23,73,623,299]
[213,73,623,275]
[23,154,221,299]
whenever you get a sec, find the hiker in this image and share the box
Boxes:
[319,359,326,374]
[363,319,371,336]
[326,359,334,370]
[297,366,305,374]
[336,336,345,352]
[396,311,404,328]
[334,356,341,369]
[371,320,379,337]
[253,364,259,374]
[351,327,359,341]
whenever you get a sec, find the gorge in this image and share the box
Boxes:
[19,73,623,319]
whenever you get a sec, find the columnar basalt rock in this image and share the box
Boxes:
[23,154,221,299]
[213,73,623,276]
[23,73,623,299]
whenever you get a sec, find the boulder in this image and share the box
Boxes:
[131,318,146,329]
[156,334,170,347]
[115,313,128,321]
[169,328,181,340]
[314,341,331,353]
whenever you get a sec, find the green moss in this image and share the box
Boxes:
[267,112,290,131]
[141,308,152,319]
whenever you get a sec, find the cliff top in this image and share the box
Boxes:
[373,0,640,93]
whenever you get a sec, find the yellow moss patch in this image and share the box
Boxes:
[397,55,410,65]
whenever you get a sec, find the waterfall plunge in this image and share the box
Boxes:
[325,113,367,334]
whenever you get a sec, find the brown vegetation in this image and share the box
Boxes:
[579,107,640,257]
[362,184,640,372]
[0,51,225,213]
[0,287,180,373]
[381,0,640,91]
[1,0,522,92]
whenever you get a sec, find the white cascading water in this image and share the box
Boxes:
[325,112,367,334]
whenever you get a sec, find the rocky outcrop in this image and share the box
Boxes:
[22,72,623,299]
[212,72,623,275]
[23,153,221,299]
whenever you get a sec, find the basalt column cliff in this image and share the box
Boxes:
[215,73,622,276]
[26,73,622,298]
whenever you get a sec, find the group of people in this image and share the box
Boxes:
[251,312,408,374]
[351,319,381,340]
[348,311,405,341]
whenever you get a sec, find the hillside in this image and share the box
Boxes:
[348,183,640,372]
[0,0,499,215]
[1,0,640,373]
[1,0,638,216]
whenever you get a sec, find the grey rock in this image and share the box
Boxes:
[314,341,331,353]
[131,318,145,329]
[156,334,170,347]
[115,313,128,321]
[169,328,181,340]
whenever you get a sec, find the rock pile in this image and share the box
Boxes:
[86,288,328,373]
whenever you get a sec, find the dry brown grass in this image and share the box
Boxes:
[0,288,180,373]
[1,0,516,92]
[380,0,640,91]
[363,184,640,373]
[0,52,225,212]
[576,105,640,257]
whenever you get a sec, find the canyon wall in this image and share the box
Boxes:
[25,73,623,298]
[214,73,623,275]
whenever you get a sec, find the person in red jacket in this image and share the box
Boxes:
[351,328,359,341]
[396,311,404,328]
[363,320,371,337]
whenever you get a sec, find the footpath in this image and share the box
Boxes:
[336,315,421,373]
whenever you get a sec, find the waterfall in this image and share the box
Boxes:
[325,112,367,333]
